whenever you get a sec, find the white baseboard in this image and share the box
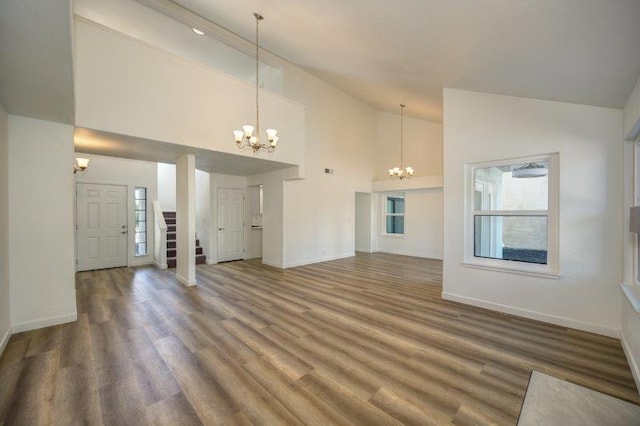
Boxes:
[154,261,168,270]
[355,247,374,253]
[621,332,640,394]
[130,258,154,267]
[261,259,284,269]
[11,312,78,334]
[283,252,355,269]
[377,248,443,260]
[0,326,11,357]
[176,273,197,287]
[205,259,217,265]
[442,292,619,338]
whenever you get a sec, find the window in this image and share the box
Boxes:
[384,194,405,235]
[134,187,147,256]
[466,154,559,276]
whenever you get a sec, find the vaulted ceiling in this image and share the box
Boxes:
[169,0,640,122]
[1,0,640,125]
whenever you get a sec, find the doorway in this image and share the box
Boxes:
[355,192,372,253]
[76,183,128,271]
[217,187,244,262]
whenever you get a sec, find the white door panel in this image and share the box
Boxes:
[77,183,127,271]
[218,188,244,262]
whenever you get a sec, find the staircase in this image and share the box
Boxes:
[163,211,206,268]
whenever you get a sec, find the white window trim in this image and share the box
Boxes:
[134,186,148,257]
[382,193,406,238]
[463,153,560,278]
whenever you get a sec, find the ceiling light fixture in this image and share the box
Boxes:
[512,162,548,178]
[233,13,278,153]
[73,157,90,174]
[388,104,414,180]
[192,27,205,35]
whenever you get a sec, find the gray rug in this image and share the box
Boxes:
[518,371,640,425]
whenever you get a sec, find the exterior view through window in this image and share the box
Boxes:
[473,161,549,264]
[385,194,405,235]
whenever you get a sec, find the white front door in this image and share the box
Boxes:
[77,183,128,271]
[218,188,244,262]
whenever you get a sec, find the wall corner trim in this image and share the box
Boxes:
[176,274,197,287]
[154,261,168,270]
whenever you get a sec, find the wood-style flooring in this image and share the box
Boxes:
[0,253,638,425]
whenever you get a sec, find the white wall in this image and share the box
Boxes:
[74,153,158,267]
[355,192,372,252]
[209,173,248,264]
[0,103,10,353]
[373,189,444,260]
[195,169,210,259]
[9,116,76,332]
[74,19,305,174]
[443,88,623,337]
[621,73,640,391]
[279,66,376,268]
[157,163,177,211]
[374,110,443,181]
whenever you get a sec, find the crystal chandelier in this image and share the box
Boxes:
[388,104,414,179]
[233,13,278,153]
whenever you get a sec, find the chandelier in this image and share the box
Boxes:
[388,104,414,179]
[233,13,278,153]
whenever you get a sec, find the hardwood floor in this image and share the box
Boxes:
[1,252,638,425]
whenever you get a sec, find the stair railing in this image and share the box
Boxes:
[153,200,168,269]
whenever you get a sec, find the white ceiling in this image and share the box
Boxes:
[3,0,640,165]
[167,0,640,123]
[0,0,74,124]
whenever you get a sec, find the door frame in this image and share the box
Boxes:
[75,182,128,271]
[216,187,245,263]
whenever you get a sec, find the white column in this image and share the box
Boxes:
[176,154,196,286]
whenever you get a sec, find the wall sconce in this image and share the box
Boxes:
[74,158,90,174]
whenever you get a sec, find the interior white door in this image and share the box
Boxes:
[77,183,128,271]
[218,188,244,262]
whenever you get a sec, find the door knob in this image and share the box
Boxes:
[219,228,224,231]
[121,231,126,234]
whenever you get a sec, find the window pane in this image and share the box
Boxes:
[135,221,146,233]
[135,200,146,210]
[135,243,147,256]
[135,210,146,222]
[135,187,146,200]
[474,215,548,264]
[386,216,404,234]
[386,196,405,214]
[474,161,548,211]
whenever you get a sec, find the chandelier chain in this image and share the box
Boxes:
[400,104,404,169]
[255,14,260,138]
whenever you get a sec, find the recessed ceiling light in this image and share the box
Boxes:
[192,27,205,36]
